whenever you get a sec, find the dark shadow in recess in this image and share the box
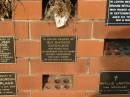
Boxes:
[104,39,130,56]
[42,0,77,19]
[0,0,12,20]
[42,75,50,89]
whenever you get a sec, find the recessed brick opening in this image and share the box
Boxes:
[42,75,50,89]
[104,39,130,56]
[42,75,73,90]
[0,0,12,20]
[42,0,77,20]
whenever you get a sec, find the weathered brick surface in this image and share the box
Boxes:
[0,0,127,97]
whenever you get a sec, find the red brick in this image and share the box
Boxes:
[74,75,99,90]
[13,1,42,20]
[31,21,74,39]
[78,0,106,19]
[31,20,92,39]
[0,59,28,74]
[16,40,40,57]
[90,57,100,74]
[15,22,29,39]
[31,59,89,74]
[0,91,29,97]
[0,21,13,36]
[17,75,42,90]
[91,57,130,71]
[87,92,130,97]
[77,40,104,57]
[0,21,28,39]
[32,91,86,97]
[76,21,92,39]
[93,22,130,39]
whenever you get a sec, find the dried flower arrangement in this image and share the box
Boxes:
[0,0,12,20]
[44,0,73,28]
[104,39,130,56]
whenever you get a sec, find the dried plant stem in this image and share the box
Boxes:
[45,0,72,20]
[0,0,12,20]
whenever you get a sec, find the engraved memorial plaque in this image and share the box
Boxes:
[0,37,15,63]
[0,72,16,95]
[99,72,130,95]
[41,36,76,62]
[106,0,130,25]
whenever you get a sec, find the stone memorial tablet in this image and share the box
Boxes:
[41,36,76,62]
[106,0,130,25]
[0,73,16,95]
[0,37,15,63]
[99,72,130,95]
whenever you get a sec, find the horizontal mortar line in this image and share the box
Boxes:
[84,0,106,2]
[17,74,40,77]
[16,39,104,42]
[76,57,90,60]
[32,90,88,92]
[17,57,41,59]
[14,0,42,2]
[93,20,105,22]
[86,90,99,94]
[2,20,106,22]
[15,74,33,76]
[79,39,104,41]
[16,39,40,42]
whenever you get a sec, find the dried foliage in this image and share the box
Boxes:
[0,0,12,20]
[44,0,72,27]
[45,0,72,20]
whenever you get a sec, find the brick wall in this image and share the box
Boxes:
[1,0,130,97]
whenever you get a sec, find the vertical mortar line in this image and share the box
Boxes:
[87,57,91,75]
[28,20,32,97]
[28,20,32,76]
[28,58,31,76]
[91,20,94,40]
[88,20,94,75]
[29,90,32,97]
[29,20,32,40]
[73,19,76,34]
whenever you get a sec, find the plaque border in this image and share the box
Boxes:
[0,36,16,64]
[99,71,130,96]
[0,72,17,96]
[40,35,77,63]
[105,0,130,25]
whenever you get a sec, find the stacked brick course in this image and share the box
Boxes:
[0,0,129,97]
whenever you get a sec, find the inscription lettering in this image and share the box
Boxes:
[106,0,130,25]
[0,37,15,63]
[41,36,76,62]
[0,73,16,95]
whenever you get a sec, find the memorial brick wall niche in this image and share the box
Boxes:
[0,0,130,97]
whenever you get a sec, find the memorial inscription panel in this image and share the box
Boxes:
[99,72,130,95]
[41,36,76,62]
[0,37,15,63]
[106,0,130,25]
[0,73,16,95]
